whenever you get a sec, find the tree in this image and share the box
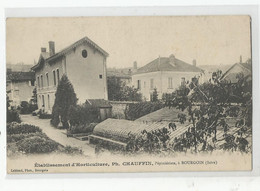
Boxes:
[126,72,252,154]
[151,88,158,102]
[31,87,37,105]
[107,76,123,101]
[51,75,78,128]
[6,93,21,123]
[107,76,142,101]
[165,72,252,153]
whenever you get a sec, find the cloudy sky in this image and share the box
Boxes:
[6,16,251,68]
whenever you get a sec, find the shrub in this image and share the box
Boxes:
[7,132,48,143]
[20,101,37,114]
[7,93,21,123]
[17,136,59,153]
[51,75,77,127]
[39,110,52,119]
[7,122,42,135]
[63,146,83,155]
[7,109,21,123]
[125,102,164,120]
[70,123,97,134]
[69,104,100,126]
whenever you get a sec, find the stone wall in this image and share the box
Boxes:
[109,101,138,119]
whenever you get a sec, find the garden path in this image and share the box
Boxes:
[20,115,96,157]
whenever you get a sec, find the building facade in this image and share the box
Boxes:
[6,71,35,107]
[31,37,109,113]
[220,58,252,83]
[132,54,204,101]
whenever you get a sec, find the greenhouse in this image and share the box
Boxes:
[89,118,190,150]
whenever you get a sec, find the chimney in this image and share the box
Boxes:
[169,54,176,66]
[192,59,197,67]
[41,47,46,53]
[133,61,137,70]
[49,41,55,56]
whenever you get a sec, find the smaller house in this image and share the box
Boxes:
[86,99,112,121]
[6,71,35,107]
[132,54,204,101]
[220,58,252,83]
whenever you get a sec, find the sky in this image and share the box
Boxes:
[6,16,251,68]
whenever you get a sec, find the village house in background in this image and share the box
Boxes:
[220,57,252,83]
[107,61,138,86]
[6,62,33,72]
[132,54,204,101]
[31,37,109,114]
[6,71,35,107]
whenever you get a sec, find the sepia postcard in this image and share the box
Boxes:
[6,16,252,174]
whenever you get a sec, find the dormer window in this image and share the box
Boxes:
[82,49,88,58]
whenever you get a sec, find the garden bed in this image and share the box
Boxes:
[6,122,83,157]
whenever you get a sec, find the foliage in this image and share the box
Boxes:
[69,104,100,126]
[7,132,48,143]
[150,88,159,102]
[164,72,252,153]
[6,123,59,154]
[6,94,21,123]
[125,102,164,120]
[126,71,252,154]
[31,87,37,105]
[126,128,170,153]
[63,146,83,155]
[107,76,142,101]
[20,101,38,114]
[39,110,52,119]
[7,122,42,135]
[51,75,78,128]
[17,136,59,153]
[70,123,97,134]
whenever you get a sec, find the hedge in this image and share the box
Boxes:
[70,123,97,134]
[7,122,42,135]
[17,136,59,153]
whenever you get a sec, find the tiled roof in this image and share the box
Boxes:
[135,56,202,74]
[46,36,109,62]
[7,71,35,82]
[107,71,131,79]
[86,99,112,108]
[220,61,252,83]
[32,36,109,70]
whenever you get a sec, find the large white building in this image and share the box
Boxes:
[31,37,109,113]
[132,54,204,101]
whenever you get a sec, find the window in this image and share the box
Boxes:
[56,69,60,84]
[47,95,50,109]
[37,76,40,87]
[150,78,154,89]
[137,80,141,90]
[46,73,49,87]
[53,70,56,86]
[42,95,45,108]
[168,77,173,89]
[99,74,103,79]
[82,49,88,58]
[40,75,43,87]
[144,81,146,88]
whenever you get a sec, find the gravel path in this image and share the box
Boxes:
[20,115,96,157]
